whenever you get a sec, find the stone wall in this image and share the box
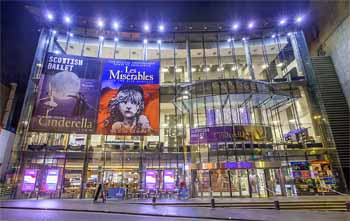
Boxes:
[307,1,350,107]
[323,17,350,107]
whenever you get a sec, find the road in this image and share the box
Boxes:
[0,208,219,221]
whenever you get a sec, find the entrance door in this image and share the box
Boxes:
[198,170,210,197]
[229,170,240,196]
[265,168,284,196]
[249,169,267,197]
[211,170,230,197]
[228,169,250,197]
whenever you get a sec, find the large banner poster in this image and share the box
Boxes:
[97,60,160,135]
[30,53,101,133]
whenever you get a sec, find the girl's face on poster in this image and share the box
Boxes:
[119,99,138,119]
[117,89,143,119]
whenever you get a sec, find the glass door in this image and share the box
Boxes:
[265,168,284,196]
[249,169,260,197]
[229,170,240,196]
[198,170,210,197]
[257,169,267,197]
[239,169,250,197]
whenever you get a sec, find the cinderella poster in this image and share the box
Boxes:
[30,53,101,133]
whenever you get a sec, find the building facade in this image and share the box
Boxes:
[6,14,348,199]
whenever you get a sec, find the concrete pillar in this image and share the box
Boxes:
[186,39,192,82]
[2,83,17,128]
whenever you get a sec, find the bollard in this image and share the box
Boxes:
[152,196,156,205]
[346,201,350,212]
[274,200,280,210]
[211,198,215,208]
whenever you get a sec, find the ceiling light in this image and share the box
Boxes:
[144,23,150,32]
[97,19,104,28]
[248,22,254,29]
[279,18,287,25]
[64,16,71,24]
[113,22,119,30]
[46,12,54,21]
[295,15,303,23]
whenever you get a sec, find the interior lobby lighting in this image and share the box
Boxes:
[261,64,268,69]
[157,39,162,44]
[97,19,104,28]
[204,67,210,72]
[159,24,164,32]
[176,67,182,73]
[161,67,168,72]
[69,32,74,37]
[52,30,57,34]
[144,23,150,32]
[227,38,231,43]
[191,67,197,72]
[271,34,276,38]
[276,62,283,67]
[54,50,60,54]
[64,16,71,24]
[231,66,237,71]
[114,37,119,42]
[113,22,119,30]
[143,39,148,44]
[46,12,54,21]
[287,32,292,36]
[248,22,254,29]
[242,37,246,41]
[99,36,104,41]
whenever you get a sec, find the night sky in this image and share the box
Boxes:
[0,0,310,130]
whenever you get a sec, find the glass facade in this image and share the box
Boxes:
[6,25,346,199]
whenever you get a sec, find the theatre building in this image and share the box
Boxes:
[6,11,348,199]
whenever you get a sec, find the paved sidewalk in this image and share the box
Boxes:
[0,199,348,221]
[123,195,349,204]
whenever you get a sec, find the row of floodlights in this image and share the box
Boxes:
[51,28,293,47]
[45,11,304,32]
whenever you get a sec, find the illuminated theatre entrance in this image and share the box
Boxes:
[7,19,347,199]
[177,79,307,198]
[191,166,285,198]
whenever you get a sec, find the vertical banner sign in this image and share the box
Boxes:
[22,169,38,192]
[163,169,175,191]
[30,53,101,133]
[145,170,157,190]
[97,60,160,135]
